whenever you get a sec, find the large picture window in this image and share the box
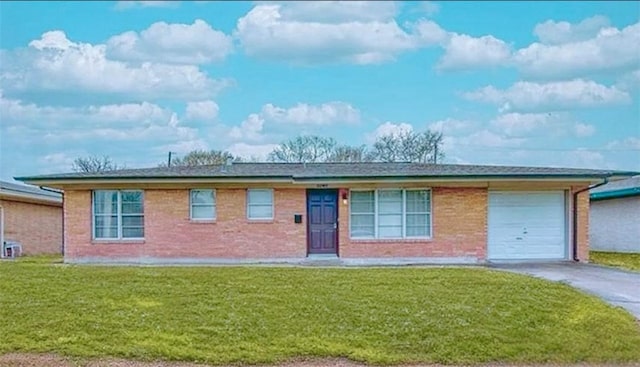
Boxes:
[350,189,431,239]
[93,190,144,240]
[247,189,273,220]
[190,189,216,220]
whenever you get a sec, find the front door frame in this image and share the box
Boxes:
[306,189,339,256]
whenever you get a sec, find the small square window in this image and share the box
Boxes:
[190,189,216,220]
[247,189,273,220]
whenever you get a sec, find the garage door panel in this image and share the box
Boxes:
[488,191,566,260]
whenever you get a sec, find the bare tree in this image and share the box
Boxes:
[167,150,241,167]
[327,145,373,162]
[268,136,337,163]
[72,156,121,173]
[370,130,444,163]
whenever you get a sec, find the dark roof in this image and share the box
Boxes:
[0,180,62,201]
[15,162,638,182]
[590,176,640,201]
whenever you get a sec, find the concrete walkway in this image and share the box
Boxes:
[492,262,640,318]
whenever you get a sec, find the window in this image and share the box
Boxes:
[247,189,273,220]
[378,190,402,238]
[350,191,375,237]
[350,189,431,239]
[93,190,144,240]
[406,190,431,237]
[190,189,216,220]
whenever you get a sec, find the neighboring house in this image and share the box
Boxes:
[589,176,640,253]
[0,180,63,256]
[17,162,637,264]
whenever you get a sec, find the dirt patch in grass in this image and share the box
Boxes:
[0,353,635,367]
[1,353,638,367]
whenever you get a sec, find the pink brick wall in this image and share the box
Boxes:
[572,186,590,262]
[63,185,589,262]
[1,198,62,255]
[339,188,487,259]
[64,188,307,261]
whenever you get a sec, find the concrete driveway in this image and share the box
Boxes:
[491,262,640,318]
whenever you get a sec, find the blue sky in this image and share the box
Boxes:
[1,1,639,181]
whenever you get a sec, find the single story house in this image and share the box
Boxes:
[17,162,637,265]
[0,180,63,257]
[589,176,640,253]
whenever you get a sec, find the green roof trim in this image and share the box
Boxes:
[590,187,640,201]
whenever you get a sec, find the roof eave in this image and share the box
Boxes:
[0,191,63,205]
[16,176,295,188]
[590,187,640,201]
[18,173,624,188]
[292,173,622,182]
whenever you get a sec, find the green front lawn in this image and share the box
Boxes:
[591,251,640,272]
[1,261,639,365]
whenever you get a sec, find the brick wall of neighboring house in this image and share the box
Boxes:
[1,198,62,255]
[590,196,640,253]
[64,188,307,260]
[338,187,487,259]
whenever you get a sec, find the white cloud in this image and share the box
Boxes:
[464,79,630,112]
[616,69,640,92]
[606,137,640,150]
[438,33,511,70]
[365,121,414,143]
[29,30,74,50]
[412,20,449,46]
[427,118,474,135]
[158,139,209,155]
[114,1,179,10]
[514,21,640,79]
[235,3,421,65]
[226,143,279,160]
[1,93,174,129]
[1,31,228,102]
[261,101,360,125]
[276,1,398,23]
[38,153,76,174]
[0,94,204,152]
[419,2,440,17]
[1,94,216,174]
[560,149,607,169]
[534,15,611,45]
[106,20,232,64]
[185,100,219,122]
[574,123,596,138]
[455,130,527,148]
[491,113,552,137]
[491,112,595,138]
[225,100,360,142]
[229,113,265,142]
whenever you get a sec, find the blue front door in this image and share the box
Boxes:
[307,189,338,255]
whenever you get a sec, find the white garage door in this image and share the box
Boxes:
[488,191,566,260]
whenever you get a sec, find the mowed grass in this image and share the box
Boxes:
[1,261,639,365]
[591,251,640,272]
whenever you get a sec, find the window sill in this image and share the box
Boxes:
[349,238,433,243]
[189,219,216,224]
[92,239,145,245]
[247,219,274,224]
